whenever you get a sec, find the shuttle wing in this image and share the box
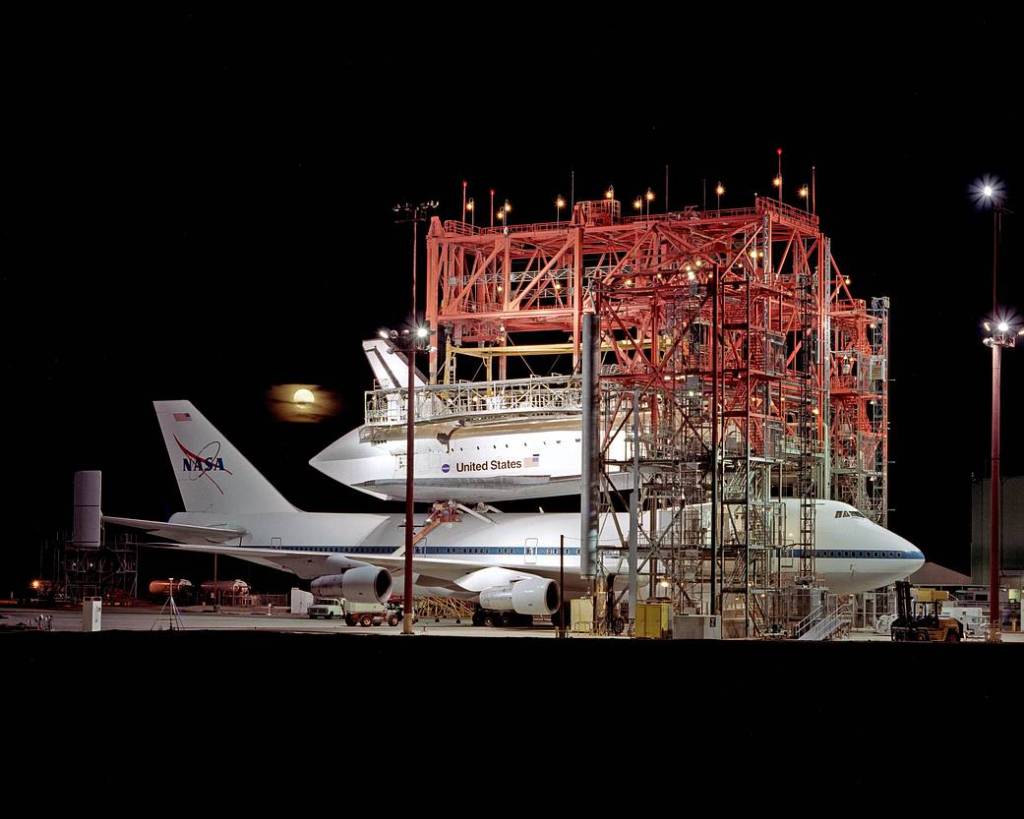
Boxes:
[103,516,246,543]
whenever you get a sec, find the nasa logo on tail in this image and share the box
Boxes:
[174,435,233,494]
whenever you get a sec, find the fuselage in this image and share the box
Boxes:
[170,498,923,595]
[309,416,630,503]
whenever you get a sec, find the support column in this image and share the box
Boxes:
[580,312,600,579]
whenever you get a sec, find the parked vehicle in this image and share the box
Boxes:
[308,597,404,627]
[308,597,345,620]
[891,582,963,642]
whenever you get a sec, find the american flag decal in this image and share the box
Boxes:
[173,412,192,422]
[525,453,540,466]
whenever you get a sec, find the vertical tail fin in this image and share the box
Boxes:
[362,339,426,390]
[153,401,295,514]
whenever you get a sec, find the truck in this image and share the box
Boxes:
[307,597,345,620]
[308,597,402,627]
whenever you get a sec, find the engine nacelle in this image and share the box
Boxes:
[479,578,559,616]
[311,565,393,604]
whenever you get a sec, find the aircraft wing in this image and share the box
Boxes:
[144,544,373,579]
[103,516,246,543]
[362,555,565,586]
[144,542,564,591]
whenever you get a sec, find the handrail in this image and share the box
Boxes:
[365,375,583,426]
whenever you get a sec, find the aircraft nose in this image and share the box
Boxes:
[887,527,924,578]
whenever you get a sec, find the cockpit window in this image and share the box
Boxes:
[834,509,866,519]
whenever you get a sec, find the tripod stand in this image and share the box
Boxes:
[152,577,185,631]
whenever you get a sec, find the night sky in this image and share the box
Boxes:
[3,11,1021,593]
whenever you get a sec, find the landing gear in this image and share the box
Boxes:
[471,606,535,627]
[550,605,569,630]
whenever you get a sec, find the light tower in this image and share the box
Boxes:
[392,200,438,634]
[974,175,1015,641]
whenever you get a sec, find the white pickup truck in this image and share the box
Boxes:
[308,597,401,627]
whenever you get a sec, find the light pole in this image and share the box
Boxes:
[982,316,1020,641]
[392,200,438,634]
[715,182,725,211]
[975,176,1015,641]
[775,147,783,206]
[555,195,565,225]
[798,185,810,212]
[497,199,511,226]
[645,187,655,219]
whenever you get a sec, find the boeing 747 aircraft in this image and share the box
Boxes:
[105,402,925,624]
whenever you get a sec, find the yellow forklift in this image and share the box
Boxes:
[891,581,963,642]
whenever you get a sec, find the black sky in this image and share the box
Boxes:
[3,10,1021,591]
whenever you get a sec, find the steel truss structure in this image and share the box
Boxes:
[425,196,888,636]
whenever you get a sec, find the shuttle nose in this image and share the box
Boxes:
[309,428,367,471]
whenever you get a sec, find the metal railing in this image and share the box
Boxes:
[796,601,853,641]
[364,375,582,426]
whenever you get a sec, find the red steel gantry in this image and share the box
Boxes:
[424,195,888,633]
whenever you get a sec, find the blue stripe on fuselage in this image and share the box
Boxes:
[229,545,924,560]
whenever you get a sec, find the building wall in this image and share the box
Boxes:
[971,476,1024,583]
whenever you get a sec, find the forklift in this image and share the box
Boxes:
[891,581,963,642]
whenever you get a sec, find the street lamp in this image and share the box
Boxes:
[983,314,1020,641]
[392,200,438,634]
[645,187,655,219]
[555,195,565,225]
[974,175,1014,641]
[466,197,475,228]
[715,182,725,210]
[775,146,783,205]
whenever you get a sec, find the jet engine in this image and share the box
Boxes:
[311,565,393,604]
[478,578,559,615]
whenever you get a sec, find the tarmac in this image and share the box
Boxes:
[3,606,1020,796]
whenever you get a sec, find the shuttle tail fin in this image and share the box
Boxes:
[362,339,427,390]
[153,401,296,515]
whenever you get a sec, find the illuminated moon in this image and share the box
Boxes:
[293,388,315,405]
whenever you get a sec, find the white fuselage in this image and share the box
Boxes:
[309,417,630,503]
[170,498,924,596]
